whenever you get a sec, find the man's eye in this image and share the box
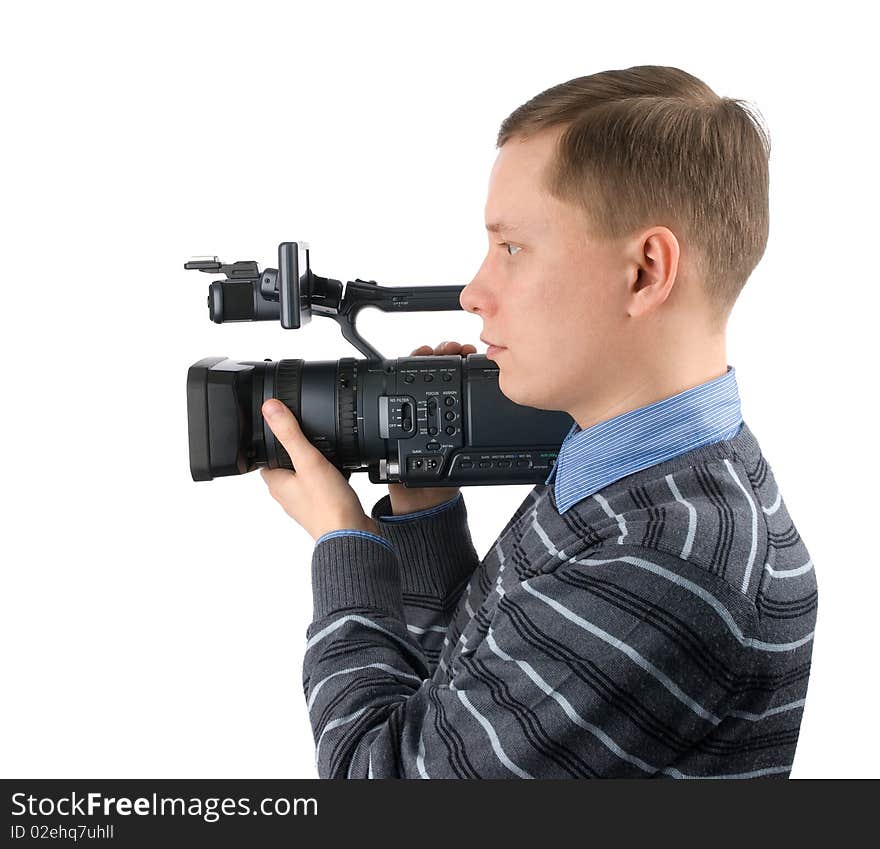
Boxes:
[499,242,522,256]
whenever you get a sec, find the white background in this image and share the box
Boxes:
[2,0,876,778]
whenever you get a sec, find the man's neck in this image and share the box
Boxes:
[568,342,728,432]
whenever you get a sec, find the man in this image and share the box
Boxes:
[260,65,818,778]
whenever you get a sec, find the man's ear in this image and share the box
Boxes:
[627,226,680,318]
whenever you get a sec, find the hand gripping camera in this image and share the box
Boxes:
[185,241,573,486]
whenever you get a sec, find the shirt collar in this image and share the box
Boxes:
[545,366,743,514]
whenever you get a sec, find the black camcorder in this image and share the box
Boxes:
[186,241,573,487]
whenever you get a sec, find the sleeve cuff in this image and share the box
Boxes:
[367,491,479,599]
[314,528,394,552]
[374,491,462,523]
[311,532,404,621]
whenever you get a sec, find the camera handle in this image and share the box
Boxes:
[186,243,467,360]
[313,277,466,360]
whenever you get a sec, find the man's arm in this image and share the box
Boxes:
[303,537,760,778]
[367,491,481,678]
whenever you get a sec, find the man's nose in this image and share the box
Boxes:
[459,283,475,313]
[459,272,487,315]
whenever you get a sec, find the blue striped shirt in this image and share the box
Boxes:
[545,366,743,514]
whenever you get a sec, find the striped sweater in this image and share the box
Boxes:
[304,420,817,778]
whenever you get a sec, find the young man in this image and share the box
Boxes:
[260,66,818,778]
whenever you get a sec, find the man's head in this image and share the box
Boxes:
[459,66,770,426]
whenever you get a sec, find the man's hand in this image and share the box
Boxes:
[260,399,380,541]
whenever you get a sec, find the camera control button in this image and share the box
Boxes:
[444,396,455,406]
[428,426,438,435]
[497,459,511,468]
[445,426,456,435]
[460,460,473,469]
[444,410,455,421]
[441,373,452,382]
[423,373,434,382]
[478,461,491,469]
[403,374,415,383]
[426,442,440,452]
[516,459,531,468]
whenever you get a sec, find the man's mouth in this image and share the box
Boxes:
[484,342,507,359]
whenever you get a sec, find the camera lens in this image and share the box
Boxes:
[265,359,304,471]
[264,359,360,473]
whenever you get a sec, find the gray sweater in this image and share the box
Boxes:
[305,421,817,778]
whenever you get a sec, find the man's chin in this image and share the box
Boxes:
[498,370,557,412]
[497,369,525,406]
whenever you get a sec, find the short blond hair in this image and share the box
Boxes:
[497,66,771,326]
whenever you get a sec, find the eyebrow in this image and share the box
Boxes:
[485,221,522,234]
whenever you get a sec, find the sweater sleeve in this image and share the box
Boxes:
[364,491,481,676]
[303,539,759,778]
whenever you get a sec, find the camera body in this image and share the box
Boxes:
[187,352,572,486]
[185,241,573,486]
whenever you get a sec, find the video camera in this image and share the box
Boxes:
[185,241,573,486]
